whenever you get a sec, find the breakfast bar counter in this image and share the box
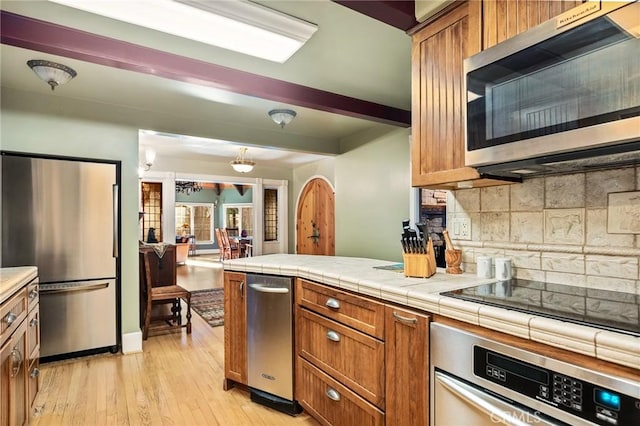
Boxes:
[223,254,639,370]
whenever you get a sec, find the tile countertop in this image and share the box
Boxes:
[0,266,38,305]
[223,254,640,370]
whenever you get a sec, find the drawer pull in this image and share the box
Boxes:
[326,330,341,342]
[30,367,40,378]
[29,289,39,299]
[4,312,17,325]
[325,297,340,309]
[392,311,418,324]
[30,318,39,327]
[10,348,23,378]
[326,388,341,402]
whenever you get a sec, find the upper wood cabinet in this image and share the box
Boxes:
[411,0,583,189]
[483,0,584,49]
[412,1,494,189]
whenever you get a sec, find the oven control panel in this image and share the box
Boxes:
[474,346,640,425]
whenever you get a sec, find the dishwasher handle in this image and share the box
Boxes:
[248,283,290,294]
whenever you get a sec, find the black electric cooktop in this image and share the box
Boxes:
[441,279,640,336]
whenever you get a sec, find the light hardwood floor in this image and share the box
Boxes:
[31,256,319,426]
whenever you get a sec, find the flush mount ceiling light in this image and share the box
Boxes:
[26,59,77,91]
[268,109,297,128]
[230,147,256,173]
[48,0,318,63]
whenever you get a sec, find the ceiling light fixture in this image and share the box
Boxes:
[230,147,256,173]
[48,0,318,63]
[26,59,77,91]
[269,109,297,128]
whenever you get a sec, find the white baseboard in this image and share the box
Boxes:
[122,330,143,354]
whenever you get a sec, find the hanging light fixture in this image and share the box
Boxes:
[230,147,256,173]
[268,109,297,128]
[175,181,204,195]
[27,60,77,91]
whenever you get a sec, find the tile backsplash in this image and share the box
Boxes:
[447,166,640,294]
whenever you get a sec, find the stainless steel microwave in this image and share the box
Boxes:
[465,1,640,177]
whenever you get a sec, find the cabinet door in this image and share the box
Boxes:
[223,271,247,388]
[483,0,584,49]
[412,1,483,188]
[1,319,28,426]
[384,306,430,426]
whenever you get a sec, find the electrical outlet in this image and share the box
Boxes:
[451,218,471,240]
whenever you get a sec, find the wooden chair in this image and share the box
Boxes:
[215,228,225,261]
[219,228,240,260]
[141,251,192,340]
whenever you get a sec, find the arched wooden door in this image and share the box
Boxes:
[296,178,335,255]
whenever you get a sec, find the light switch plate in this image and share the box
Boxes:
[451,218,471,240]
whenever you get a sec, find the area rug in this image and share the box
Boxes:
[190,288,224,327]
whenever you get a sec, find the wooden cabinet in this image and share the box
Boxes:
[483,0,583,49]
[384,306,430,426]
[411,0,582,189]
[411,1,487,189]
[296,278,385,423]
[223,271,247,389]
[297,309,385,408]
[1,277,39,426]
[297,358,384,426]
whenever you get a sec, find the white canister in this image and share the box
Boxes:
[476,256,493,279]
[495,257,512,281]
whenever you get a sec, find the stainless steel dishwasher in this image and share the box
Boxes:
[246,273,301,415]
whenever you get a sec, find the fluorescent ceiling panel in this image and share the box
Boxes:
[49,0,318,63]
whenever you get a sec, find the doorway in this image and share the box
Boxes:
[296,177,335,255]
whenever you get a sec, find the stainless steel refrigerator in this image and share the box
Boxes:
[1,153,120,359]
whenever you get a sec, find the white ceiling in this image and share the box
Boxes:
[0,1,439,168]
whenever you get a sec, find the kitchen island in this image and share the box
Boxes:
[223,254,639,425]
[223,254,639,369]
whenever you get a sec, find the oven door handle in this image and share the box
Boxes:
[436,372,552,426]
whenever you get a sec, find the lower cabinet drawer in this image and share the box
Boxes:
[297,358,384,426]
[297,308,385,408]
[28,358,40,412]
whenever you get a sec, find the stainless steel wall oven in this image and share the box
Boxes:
[431,323,640,425]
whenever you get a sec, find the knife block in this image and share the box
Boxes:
[402,238,437,278]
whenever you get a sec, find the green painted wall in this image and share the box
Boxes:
[1,88,141,336]
[334,127,411,262]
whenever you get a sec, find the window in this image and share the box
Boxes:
[141,182,162,242]
[223,204,253,237]
[264,188,278,241]
[175,203,215,243]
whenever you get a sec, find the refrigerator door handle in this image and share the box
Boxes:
[40,282,110,294]
[112,184,119,258]
[248,283,290,294]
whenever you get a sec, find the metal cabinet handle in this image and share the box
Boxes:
[4,312,17,325]
[326,388,341,402]
[326,330,341,342]
[10,347,23,378]
[29,289,38,299]
[392,311,418,324]
[325,297,340,309]
[30,367,40,378]
[30,318,39,327]
[240,280,244,297]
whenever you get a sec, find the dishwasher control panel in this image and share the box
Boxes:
[474,346,640,425]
